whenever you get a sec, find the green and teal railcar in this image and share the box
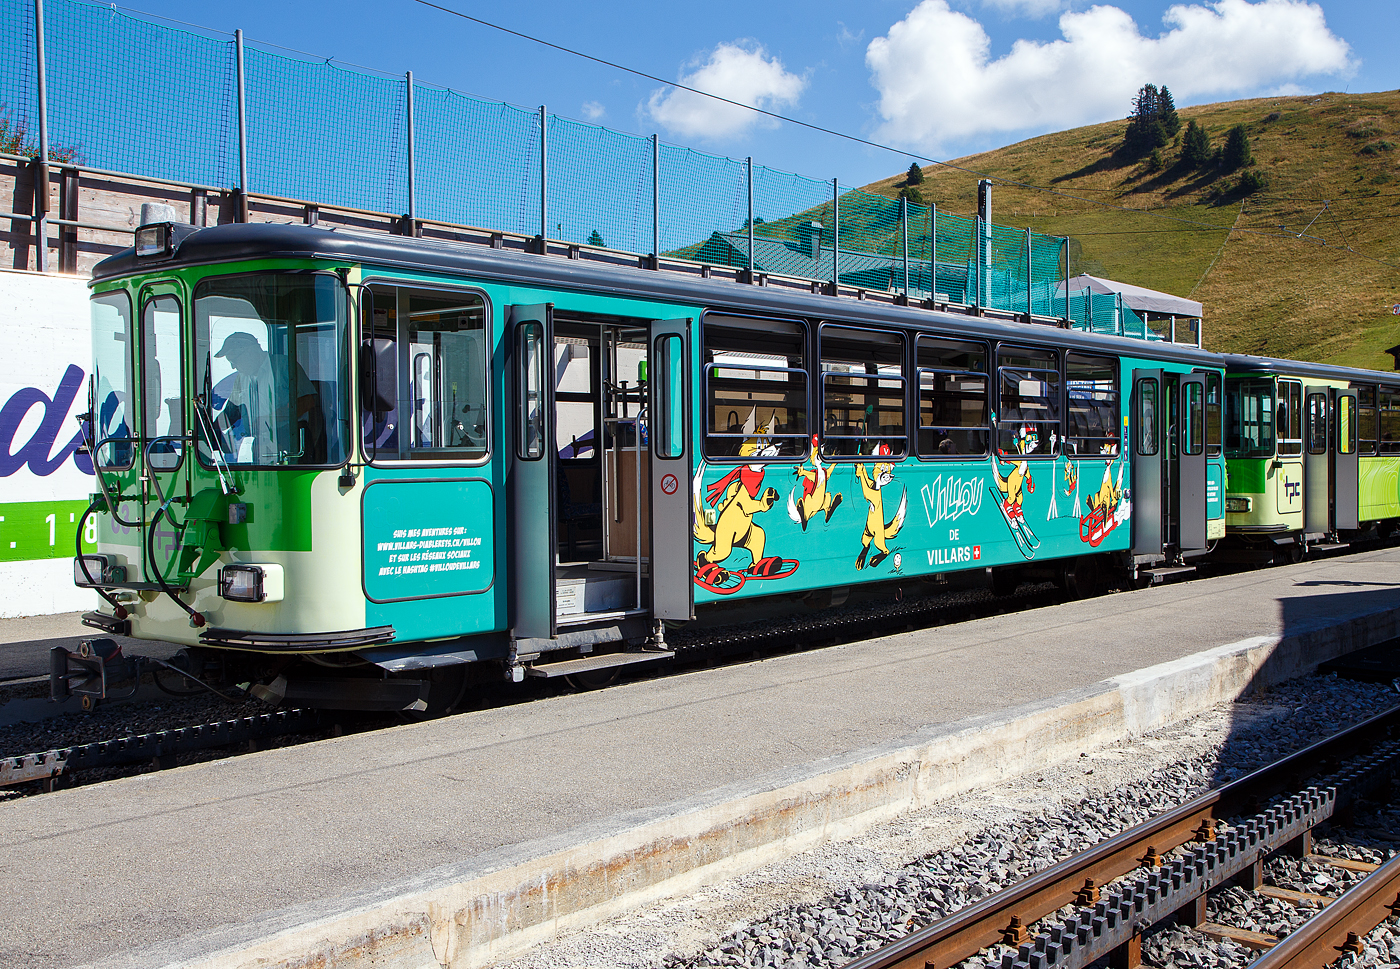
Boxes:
[1222,356,1400,559]
[72,221,1229,712]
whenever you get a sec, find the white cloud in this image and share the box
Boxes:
[645,41,807,140]
[866,0,1355,152]
[980,0,1064,19]
[581,100,606,121]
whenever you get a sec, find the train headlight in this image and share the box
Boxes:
[218,564,285,603]
[1226,496,1252,513]
[74,554,126,587]
[134,223,173,258]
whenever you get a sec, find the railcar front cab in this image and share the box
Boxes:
[1221,356,1383,560]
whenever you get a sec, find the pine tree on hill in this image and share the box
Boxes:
[1123,83,1169,157]
[587,229,606,247]
[1157,87,1180,138]
[906,162,924,185]
[1181,119,1211,168]
[1222,124,1253,170]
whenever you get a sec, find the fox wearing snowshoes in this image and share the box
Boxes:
[693,430,788,583]
[788,434,842,530]
[855,444,907,570]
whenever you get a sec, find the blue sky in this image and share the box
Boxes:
[121,0,1396,188]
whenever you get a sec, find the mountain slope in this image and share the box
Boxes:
[863,91,1400,372]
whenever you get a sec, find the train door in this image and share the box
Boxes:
[1332,388,1359,530]
[508,303,556,641]
[650,319,693,621]
[1131,369,1163,556]
[1177,373,1207,551]
[137,283,188,586]
[1304,387,1330,536]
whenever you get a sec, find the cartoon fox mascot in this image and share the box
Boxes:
[1085,461,1123,520]
[787,434,843,530]
[692,429,796,589]
[854,443,907,569]
[991,424,1043,558]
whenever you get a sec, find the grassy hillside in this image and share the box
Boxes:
[863,91,1400,373]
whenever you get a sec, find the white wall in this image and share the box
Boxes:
[0,269,101,617]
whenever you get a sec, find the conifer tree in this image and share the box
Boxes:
[587,229,606,247]
[1181,119,1211,167]
[1222,124,1252,170]
[906,162,924,185]
[1157,87,1180,138]
[1123,83,1169,157]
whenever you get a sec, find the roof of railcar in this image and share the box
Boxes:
[91,222,1226,368]
[1224,354,1400,386]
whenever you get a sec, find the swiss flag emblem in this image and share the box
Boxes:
[972,546,981,560]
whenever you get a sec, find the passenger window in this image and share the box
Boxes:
[1183,381,1204,455]
[1338,395,1356,455]
[1277,381,1302,456]
[1376,386,1399,454]
[1355,386,1377,455]
[819,325,906,458]
[997,346,1059,458]
[1136,378,1158,456]
[916,336,987,457]
[654,333,685,460]
[702,314,806,460]
[1306,393,1328,454]
[361,285,489,461]
[1204,371,1222,456]
[1065,353,1119,456]
[91,291,135,469]
[517,323,545,460]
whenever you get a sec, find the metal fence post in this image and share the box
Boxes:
[539,105,547,251]
[1063,237,1070,324]
[405,71,416,234]
[235,28,249,223]
[652,134,659,267]
[900,196,909,298]
[831,178,839,288]
[33,0,48,271]
[930,203,937,303]
[1116,292,1123,336]
[1025,227,1032,318]
[746,156,754,274]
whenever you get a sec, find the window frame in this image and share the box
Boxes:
[700,311,810,463]
[914,333,989,460]
[1306,391,1329,455]
[1223,376,1276,459]
[1064,351,1120,457]
[1202,369,1222,457]
[1356,383,1378,456]
[359,277,493,468]
[817,322,908,460]
[1277,379,1303,456]
[1135,376,1159,457]
[995,343,1061,460]
[90,287,137,472]
[1375,384,1400,456]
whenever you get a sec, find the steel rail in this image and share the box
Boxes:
[1247,852,1400,969]
[843,704,1400,969]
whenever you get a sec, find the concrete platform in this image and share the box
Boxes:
[0,610,181,682]
[3,549,1399,969]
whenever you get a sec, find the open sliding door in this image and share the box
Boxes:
[1304,387,1330,535]
[650,318,694,621]
[508,303,556,641]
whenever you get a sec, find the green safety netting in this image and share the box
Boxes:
[16,0,1174,340]
[0,0,38,158]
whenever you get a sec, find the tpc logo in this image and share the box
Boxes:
[1284,480,1301,500]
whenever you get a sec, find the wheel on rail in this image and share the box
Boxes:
[565,666,623,691]
[1063,555,1101,599]
[989,567,1020,598]
[397,664,470,722]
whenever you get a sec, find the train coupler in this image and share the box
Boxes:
[50,639,141,710]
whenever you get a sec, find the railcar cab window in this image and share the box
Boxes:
[702,314,807,460]
[1357,385,1378,455]
[1276,380,1303,456]
[819,325,906,458]
[1379,386,1400,454]
[195,273,349,468]
[1065,354,1119,456]
[996,346,1059,458]
[90,291,134,469]
[1224,378,1274,458]
[360,285,488,461]
[916,336,987,457]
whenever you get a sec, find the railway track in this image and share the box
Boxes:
[843,706,1400,969]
